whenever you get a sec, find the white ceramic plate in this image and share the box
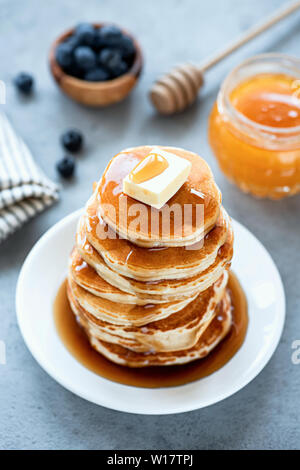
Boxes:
[16,210,285,415]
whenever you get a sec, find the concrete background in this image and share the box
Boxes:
[0,0,300,450]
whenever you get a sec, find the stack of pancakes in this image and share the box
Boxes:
[67,146,234,367]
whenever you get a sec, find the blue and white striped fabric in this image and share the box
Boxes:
[0,112,59,243]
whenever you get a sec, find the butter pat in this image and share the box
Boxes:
[123,148,191,209]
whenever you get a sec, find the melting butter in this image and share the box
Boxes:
[123,147,191,209]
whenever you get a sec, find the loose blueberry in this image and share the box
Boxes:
[74,46,96,70]
[84,67,110,81]
[74,23,97,46]
[61,129,83,153]
[56,155,75,178]
[56,43,73,68]
[98,24,122,47]
[14,72,34,94]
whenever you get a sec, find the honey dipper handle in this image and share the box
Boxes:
[150,0,300,115]
[201,0,300,72]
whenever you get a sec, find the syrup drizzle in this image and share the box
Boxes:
[129,153,169,184]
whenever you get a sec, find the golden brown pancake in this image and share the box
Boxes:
[68,271,228,353]
[70,248,153,305]
[97,146,222,247]
[81,292,232,367]
[82,195,230,281]
[68,276,197,327]
[76,222,233,301]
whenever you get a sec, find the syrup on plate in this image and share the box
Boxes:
[54,271,248,388]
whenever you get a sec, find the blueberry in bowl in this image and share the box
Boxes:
[49,22,143,106]
[74,46,98,72]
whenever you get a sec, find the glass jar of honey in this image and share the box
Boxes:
[209,53,300,199]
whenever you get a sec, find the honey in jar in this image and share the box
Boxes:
[209,54,300,199]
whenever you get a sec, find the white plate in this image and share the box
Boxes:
[16,210,285,415]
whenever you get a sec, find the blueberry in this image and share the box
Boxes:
[56,155,75,178]
[84,67,110,81]
[56,42,73,68]
[63,34,80,51]
[64,62,84,79]
[118,35,136,62]
[98,48,118,67]
[98,24,122,47]
[92,29,104,49]
[111,60,128,78]
[74,46,96,70]
[74,23,97,46]
[14,72,34,94]
[98,49,128,78]
[61,129,83,152]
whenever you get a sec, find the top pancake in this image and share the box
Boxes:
[96,146,222,247]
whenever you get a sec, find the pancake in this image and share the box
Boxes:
[77,227,233,302]
[65,144,235,369]
[83,194,230,281]
[97,146,222,247]
[68,276,197,327]
[83,292,232,367]
[70,248,162,305]
[68,271,228,353]
[76,212,233,300]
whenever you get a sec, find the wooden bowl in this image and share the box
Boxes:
[49,23,143,107]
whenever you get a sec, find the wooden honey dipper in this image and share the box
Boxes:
[150,0,300,114]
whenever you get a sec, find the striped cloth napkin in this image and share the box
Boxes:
[0,112,59,243]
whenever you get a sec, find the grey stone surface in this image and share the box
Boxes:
[0,0,300,450]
